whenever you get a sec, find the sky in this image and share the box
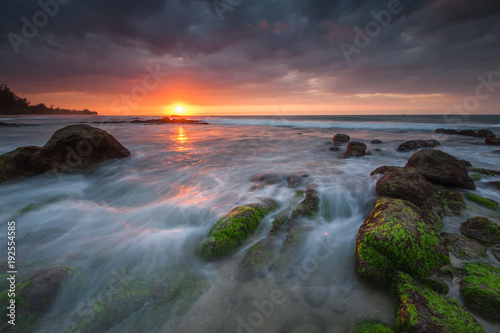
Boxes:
[1,0,500,116]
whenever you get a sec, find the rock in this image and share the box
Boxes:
[459,159,473,167]
[0,125,131,183]
[343,141,367,158]
[440,232,486,259]
[355,197,449,285]
[470,173,481,182]
[333,134,350,143]
[197,199,278,259]
[492,245,500,262]
[249,173,282,185]
[394,272,484,333]
[371,140,383,144]
[467,168,500,177]
[446,129,458,134]
[238,239,275,279]
[457,130,477,137]
[329,146,340,151]
[288,184,320,222]
[487,181,500,191]
[375,169,444,227]
[405,149,476,190]
[370,165,404,176]
[460,216,500,245]
[397,140,440,152]
[475,129,496,139]
[435,128,446,134]
[460,263,500,320]
[287,173,309,188]
[486,137,500,146]
[0,266,75,326]
[304,286,329,308]
[439,189,465,216]
[287,322,323,333]
[464,193,499,210]
[355,321,393,333]
[421,277,449,295]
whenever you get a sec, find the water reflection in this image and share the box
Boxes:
[176,126,187,151]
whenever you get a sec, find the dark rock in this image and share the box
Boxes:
[355,197,449,285]
[435,128,446,134]
[287,173,309,188]
[440,232,486,259]
[475,129,496,139]
[370,165,404,176]
[486,137,500,146]
[459,159,473,167]
[492,245,500,262]
[460,216,500,245]
[397,140,440,152]
[249,173,282,185]
[405,149,476,190]
[371,140,383,144]
[421,277,449,295]
[461,263,500,320]
[467,168,500,176]
[0,125,131,183]
[446,129,458,134]
[457,130,477,137]
[329,146,340,151]
[343,141,367,158]
[487,181,500,191]
[376,169,444,227]
[394,272,483,332]
[439,189,465,216]
[333,133,350,143]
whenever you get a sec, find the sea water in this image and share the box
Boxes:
[0,115,499,332]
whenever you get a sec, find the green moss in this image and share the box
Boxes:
[294,190,305,197]
[394,272,484,332]
[198,201,278,259]
[461,263,500,319]
[355,321,394,333]
[465,193,499,210]
[471,174,482,182]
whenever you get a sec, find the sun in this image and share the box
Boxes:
[175,106,184,114]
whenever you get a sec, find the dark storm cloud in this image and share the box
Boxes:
[0,0,499,103]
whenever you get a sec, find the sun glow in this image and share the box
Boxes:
[175,106,184,114]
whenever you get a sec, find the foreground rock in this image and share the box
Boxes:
[197,199,278,259]
[0,266,75,328]
[343,141,367,158]
[355,197,449,285]
[375,169,444,226]
[394,272,484,332]
[397,140,440,152]
[440,232,486,259]
[460,216,500,245]
[460,263,500,320]
[405,149,476,190]
[333,133,350,143]
[0,125,131,183]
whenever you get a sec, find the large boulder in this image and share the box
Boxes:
[376,169,444,227]
[397,140,440,152]
[405,149,476,190]
[460,263,500,320]
[355,197,450,285]
[460,216,500,245]
[394,272,484,333]
[333,133,350,143]
[0,125,131,183]
[475,129,496,139]
[197,199,278,259]
[343,141,367,158]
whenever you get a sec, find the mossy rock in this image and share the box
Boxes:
[460,216,500,245]
[239,240,275,279]
[355,197,450,285]
[288,184,320,221]
[470,174,482,182]
[440,232,486,259]
[439,189,465,216]
[370,166,404,177]
[460,263,500,319]
[464,193,499,210]
[375,168,444,228]
[197,199,278,259]
[468,168,500,177]
[355,320,394,333]
[394,272,484,332]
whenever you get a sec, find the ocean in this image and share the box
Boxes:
[1,115,500,332]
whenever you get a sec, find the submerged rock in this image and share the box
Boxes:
[405,149,476,190]
[440,232,486,259]
[487,181,500,191]
[446,129,458,134]
[238,239,275,279]
[0,125,131,183]
[394,272,484,333]
[475,129,496,139]
[460,263,500,320]
[355,197,450,285]
[333,133,350,143]
[460,216,500,245]
[457,130,477,137]
[371,139,383,144]
[343,141,367,158]
[486,137,500,146]
[375,169,444,227]
[197,199,278,259]
[397,140,440,152]
[435,128,446,134]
